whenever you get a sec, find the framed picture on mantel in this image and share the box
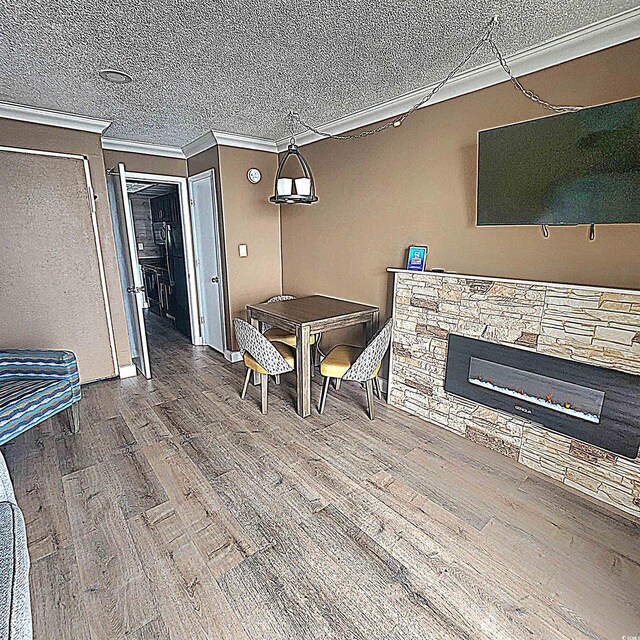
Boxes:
[406,245,428,271]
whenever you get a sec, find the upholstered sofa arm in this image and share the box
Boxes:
[0,350,81,403]
[0,455,15,506]
[0,501,33,640]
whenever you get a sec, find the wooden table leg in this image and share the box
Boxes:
[295,324,311,417]
[246,308,260,385]
[363,309,380,344]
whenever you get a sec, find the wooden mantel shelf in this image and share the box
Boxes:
[386,268,639,296]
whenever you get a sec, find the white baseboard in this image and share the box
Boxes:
[118,363,137,379]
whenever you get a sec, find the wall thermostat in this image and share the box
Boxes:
[247,168,262,184]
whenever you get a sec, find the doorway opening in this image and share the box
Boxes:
[108,165,227,380]
[127,181,192,340]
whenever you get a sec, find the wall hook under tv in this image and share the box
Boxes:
[541,224,549,238]
[589,224,596,241]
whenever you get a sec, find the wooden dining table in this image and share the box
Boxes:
[246,295,380,417]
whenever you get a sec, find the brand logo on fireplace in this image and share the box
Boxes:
[515,405,532,415]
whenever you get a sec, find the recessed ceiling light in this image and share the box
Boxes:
[99,69,132,84]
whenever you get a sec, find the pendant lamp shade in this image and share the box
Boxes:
[270,143,318,204]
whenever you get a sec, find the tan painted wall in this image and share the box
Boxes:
[186,145,282,350]
[187,147,220,178]
[280,40,640,348]
[0,118,131,380]
[217,146,282,349]
[103,149,187,177]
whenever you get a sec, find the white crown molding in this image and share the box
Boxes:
[276,7,640,150]
[182,131,217,158]
[101,137,186,159]
[211,130,279,154]
[182,129,279,157]
[0,101,111,134]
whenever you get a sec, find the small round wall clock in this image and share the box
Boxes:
[247,168,262,184]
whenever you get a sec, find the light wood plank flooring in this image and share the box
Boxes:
[2,314,639,640]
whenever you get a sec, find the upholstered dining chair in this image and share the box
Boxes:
[234,318,295,414]
[317,318,393,420]
[262,294,319,372]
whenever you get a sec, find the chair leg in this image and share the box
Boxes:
[365,379,375,420]
[274,374,281,385]
[373,376,381,400]
[67,403,80,434]
[334,378,341,391]
[241,367,251,399]
[260,373,268,414]
[318,376,331,414]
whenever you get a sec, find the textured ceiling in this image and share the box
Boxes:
[0,0,636,146]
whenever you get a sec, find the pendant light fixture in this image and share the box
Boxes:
[270,112,318,205]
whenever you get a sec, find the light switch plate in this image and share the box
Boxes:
[238,244,248,257]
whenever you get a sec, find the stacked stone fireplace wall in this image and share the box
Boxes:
[388,271,640,518]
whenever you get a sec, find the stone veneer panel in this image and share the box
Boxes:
[389,272,640,518]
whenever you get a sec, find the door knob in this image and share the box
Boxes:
[211,276,219,283]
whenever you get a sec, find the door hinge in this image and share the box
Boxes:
[127,285,145,294]
[200,315,205,325]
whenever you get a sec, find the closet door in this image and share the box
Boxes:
[0,148,117,383]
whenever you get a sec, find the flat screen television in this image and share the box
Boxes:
[476,96,640,226]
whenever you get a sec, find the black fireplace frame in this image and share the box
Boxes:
[444,334,640,459]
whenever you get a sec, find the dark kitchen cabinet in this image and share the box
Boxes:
[151,192,180,224]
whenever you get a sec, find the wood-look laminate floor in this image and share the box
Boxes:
[2,313,639,640]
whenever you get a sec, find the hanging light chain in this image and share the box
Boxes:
[487,39,582,113]
[287,110,297,144]
[290,17,582,141]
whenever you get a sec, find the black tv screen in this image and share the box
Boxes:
[477,96,640,226]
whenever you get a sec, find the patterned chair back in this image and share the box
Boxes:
[234,318,294,375]
[262,295,296,331]
[344,318,393,382]
[266,295,296,303]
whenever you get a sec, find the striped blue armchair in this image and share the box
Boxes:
[0,350,81,446]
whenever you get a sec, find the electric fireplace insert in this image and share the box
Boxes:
[444,334,640,459]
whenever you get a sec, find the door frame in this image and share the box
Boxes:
[0,145,119,377]
[188,169,228,354]
[123,170,203,345]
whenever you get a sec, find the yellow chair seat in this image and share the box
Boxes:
[320,345,381,379]
[264,327,316,347]
[243,342,295,375]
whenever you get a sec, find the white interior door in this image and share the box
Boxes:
[107,163,152,379]
[189,170,226,353]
